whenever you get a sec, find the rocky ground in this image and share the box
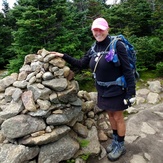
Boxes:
[0,56,162,163]
[87,84,163,163]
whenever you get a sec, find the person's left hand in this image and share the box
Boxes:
[124,96,136,107]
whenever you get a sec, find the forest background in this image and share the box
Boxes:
[0,0,163,91]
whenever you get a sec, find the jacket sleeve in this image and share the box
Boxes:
[62,50,91,69]
[116,41,136,97]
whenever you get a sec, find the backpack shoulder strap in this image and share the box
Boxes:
[110,36,121,50]
[88,42,97,57]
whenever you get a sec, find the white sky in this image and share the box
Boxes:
[0,0,120,12]
[107,0,120,5]
[0,0,17,11]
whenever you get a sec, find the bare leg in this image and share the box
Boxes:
[107,111,126,161]
[108,111,126,136]
[113,111,126,136]
[106,111,118,153]
[108,111,117,130]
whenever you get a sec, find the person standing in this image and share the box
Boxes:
[49,17,136,161]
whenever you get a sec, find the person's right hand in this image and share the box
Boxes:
[48,51,64,57]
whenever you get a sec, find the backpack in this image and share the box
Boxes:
[109,34,139,80]
[90,34,139,88]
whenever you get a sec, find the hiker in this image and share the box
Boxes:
[49,17,136,161]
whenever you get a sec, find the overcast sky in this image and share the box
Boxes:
[0,0,16,10]
[0,0,120,12]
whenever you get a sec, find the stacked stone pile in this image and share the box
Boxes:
[0,47,163,163]
[0,49,101,163]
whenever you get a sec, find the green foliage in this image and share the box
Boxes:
[66,159,75,163]
[123,110,129,117]
[0,12,13,68]
[0,0,162,81]
[66,153,90,162]
[135,70,158,89]
[74,69,96,91]
[80,153,90,161]
[156,62,163,77]
[131,36,163,71]
[107,0,152,37]
[139,70,158,81]
[6,55,24,74]
[75,70,92,82]
[148,0,163,39]
[5,1,59,72]
[78,138,90,148]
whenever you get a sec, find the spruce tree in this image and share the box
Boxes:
[0,0,13,69]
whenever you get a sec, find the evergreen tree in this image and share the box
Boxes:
[106,0,152,37]
[7,0,108,73]
[0,0,13,69]
[4,0,163,75]
[7,0,60,72]
[148,0,163,40]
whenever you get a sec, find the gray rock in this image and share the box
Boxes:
[0,144,39,163]
[147,92,161,104]
[57,80,79,103]
[18,71,28,81]
[0,79,6,92]
[29,76,36,84]
[36,99,51,111]
[31,61,44,72]
[0,92,5,100]
[24,54,37,65]
[12,88,23,102]
[13,80,28,89]
[19,65,32,72]
[42,71,54,80]
[76,126,101,157]
[19,125,71,145]
[78,90,91,101]
[43,53,55,62]
[136,88,150,97]
[147,80,162,93]
[0,100,24,123]
[49,92,59,104]
[21,90,37,112]
[0,130,5,143]
[27,83,52,100]
[38,134,79,163]
[49,57,66,68]
[46,106,81,126]
[2,75,17,88]
[4,86,17,102]
[26,72,36,81]
[1,114,46,139]
[73,122,88,138]
[28,109,50,117]
[42,78,68,91]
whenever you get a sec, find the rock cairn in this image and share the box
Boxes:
[0,49,103,163]
[1,48,162,163]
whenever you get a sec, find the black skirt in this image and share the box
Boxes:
[97,92,128,111]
